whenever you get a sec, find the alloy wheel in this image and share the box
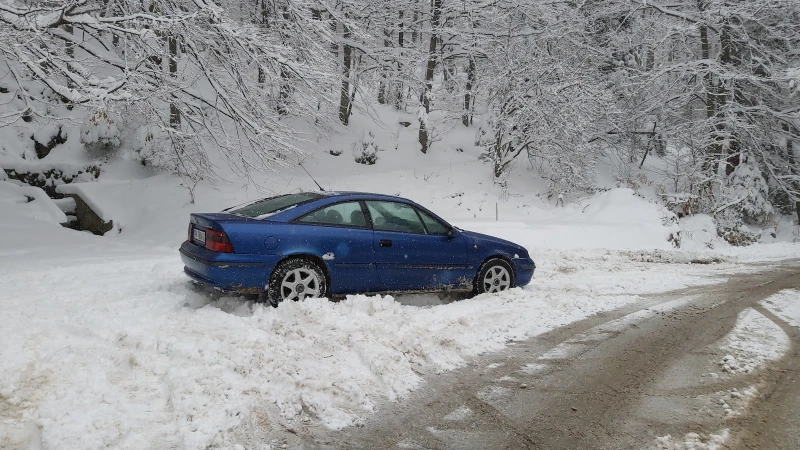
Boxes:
[280,268,322,301]
[482,265,511,293]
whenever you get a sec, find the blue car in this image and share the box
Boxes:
[180,192,535,306]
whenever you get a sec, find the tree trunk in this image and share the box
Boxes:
[338,22,352,125]
[147,3,162,68]
[347,55,360,120]
[330,13,338,59]
[493,129,509,178]
[395,10,404,109]
[64,24,74,58]
[312,8,323,118]
[412,0,419,43]
[277,7,292,116]
[698,0,715,185]
[462,55,475,126]
[441,39,453,93]
[64,23,75,109]
[718,21,738,176]
[418,0,442,153]
[169,34,180,128]
[278,66,291,116]
[257,0,269,86]
[700,24,713,121]
[378,28,390,104]
[98,0,119,46]
[786,123,800,224]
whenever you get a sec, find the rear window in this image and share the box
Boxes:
[225,193,321,218]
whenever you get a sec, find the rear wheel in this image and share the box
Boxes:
[267,258,328,307]
[475,258,515,295]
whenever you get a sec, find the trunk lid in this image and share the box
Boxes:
[190,213,260,230]
[189,213,263,250]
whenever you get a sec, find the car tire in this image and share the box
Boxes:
[267,257,328,308]
[474,258,515,295]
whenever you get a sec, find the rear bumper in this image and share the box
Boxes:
[179,241,280,293]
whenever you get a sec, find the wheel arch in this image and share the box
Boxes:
[273,253,332,288]
[473,254,517,289]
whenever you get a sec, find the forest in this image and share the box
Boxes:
[1,0,799,233]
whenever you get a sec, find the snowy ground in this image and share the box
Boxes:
[2,104,800,449]
[1,212,798,449]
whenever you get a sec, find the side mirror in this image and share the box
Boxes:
[446,227,457,239]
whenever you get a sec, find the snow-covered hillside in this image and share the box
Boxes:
[2,110,800,448]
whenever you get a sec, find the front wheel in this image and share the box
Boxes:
[474,258,515,294]
[267,258,328,307]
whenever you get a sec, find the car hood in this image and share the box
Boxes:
[458,229,528,256]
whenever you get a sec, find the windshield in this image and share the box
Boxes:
[226,193,322,218]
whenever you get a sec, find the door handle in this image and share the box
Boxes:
[379,239,393,247]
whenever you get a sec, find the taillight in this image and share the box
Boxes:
[187,223,193,241]
[205,229,234,253]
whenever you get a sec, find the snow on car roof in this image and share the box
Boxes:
[311,191,408,200]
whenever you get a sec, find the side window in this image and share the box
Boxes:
[416,209,450,235]
[296,201,367,228]
[366,201,427,234]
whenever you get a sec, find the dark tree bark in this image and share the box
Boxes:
[257,0,269,86]
[700,23,713,121]
[462,55,475,126]
[718,20,741,176]
[311,7,323,118]
[395,10,404,109]
[338,21,353,125]
[64,24,74,58]
[412,0,419,43]
[418,0,442,153]
[786,123,800,224]
[378,28,390,104]
[169,34,180,128]
[277,6,292,116]
[330,13,338,59]
[64,22,75,107]
[698,0,716,183]
[146,3,162,68]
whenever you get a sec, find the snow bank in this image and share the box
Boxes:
[0,180,66,224]
[0,253,646,448]
[581,188,668,224]
[56,175,210,241]
[678,214,721,249]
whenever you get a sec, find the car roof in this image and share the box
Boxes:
[248,190,449,224]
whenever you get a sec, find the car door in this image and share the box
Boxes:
[365,201,468,290]
[292,201,379,293]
